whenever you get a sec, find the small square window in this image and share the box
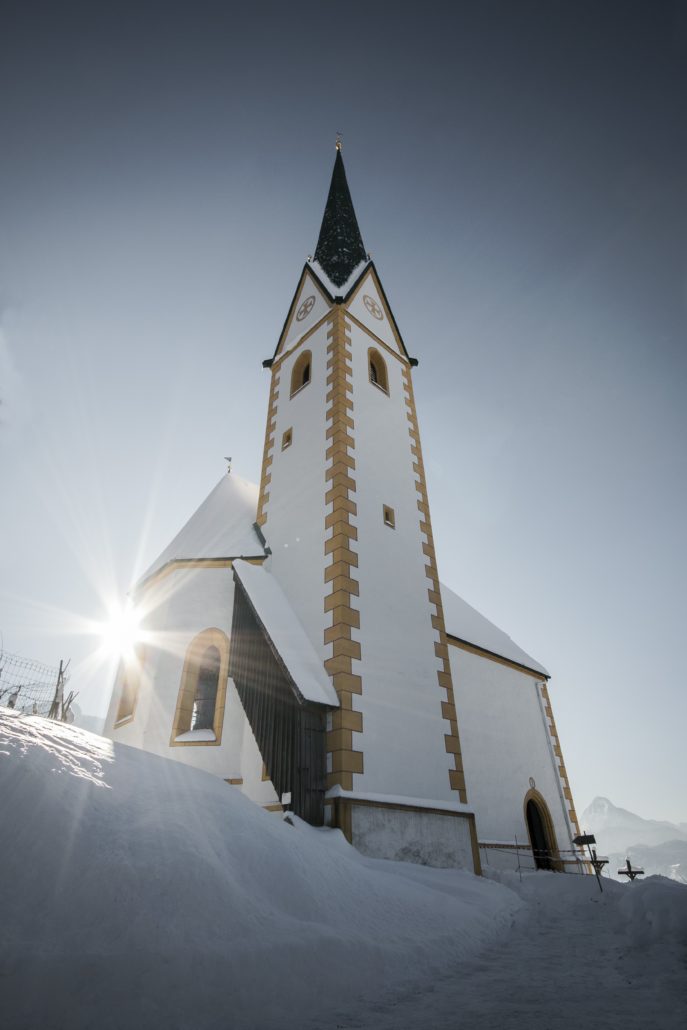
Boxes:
[281,428,293,450]
[383,505,395,529]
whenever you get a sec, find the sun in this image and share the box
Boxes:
[99,600,142,661]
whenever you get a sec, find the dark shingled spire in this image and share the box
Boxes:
[314,148,367,289]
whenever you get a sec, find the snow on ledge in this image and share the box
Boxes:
[325,786,474,816]
[175,728,216,743]
[233,560,339,708]
[479,840,526,846]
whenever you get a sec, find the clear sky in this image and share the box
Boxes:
[1,1,686,822]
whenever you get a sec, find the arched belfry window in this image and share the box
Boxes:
[368,348,389,394]
[290,350,312,398]
[171,628,230,746]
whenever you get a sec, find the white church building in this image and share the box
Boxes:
[105,146,582,875]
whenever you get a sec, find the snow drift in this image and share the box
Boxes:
[3,711,686,1030]
[0,710,517,1029]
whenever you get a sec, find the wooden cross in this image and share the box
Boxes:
[618,858,645,881]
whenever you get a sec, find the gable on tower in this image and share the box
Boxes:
[273,256,401,366]
[273,265,332,361]
[344,265,410,361]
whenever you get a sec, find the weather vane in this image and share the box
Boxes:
[335,132,343,151]
[224,456,232,474]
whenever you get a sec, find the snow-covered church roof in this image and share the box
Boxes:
[233,560,339,708]
[140,473,264,583]
[440,583,548,677]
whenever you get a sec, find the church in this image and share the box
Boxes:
[105,146,582,875]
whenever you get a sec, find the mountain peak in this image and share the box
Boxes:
[581,797,687,855]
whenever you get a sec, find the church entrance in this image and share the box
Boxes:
[525,792,557,870]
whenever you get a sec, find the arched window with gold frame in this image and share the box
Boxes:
[368,347,389,394]
[114,646,146,726]
[290,349,312,398]
[171,628,230,746]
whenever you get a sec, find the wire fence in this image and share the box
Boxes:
[479,841,593,876]
[0,651,74,719]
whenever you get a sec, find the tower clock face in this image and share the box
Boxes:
[296,295,315,321]
[363,294,383,320]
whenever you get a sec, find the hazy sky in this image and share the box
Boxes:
[1,1,686,823]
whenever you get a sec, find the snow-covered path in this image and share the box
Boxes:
[302,873,687,1030]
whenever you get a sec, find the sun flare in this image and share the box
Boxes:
[99,600,142,660]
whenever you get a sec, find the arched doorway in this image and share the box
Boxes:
[524,790,559,871]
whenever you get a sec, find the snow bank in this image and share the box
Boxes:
[616,875,687,947]
[0,710,518,1030]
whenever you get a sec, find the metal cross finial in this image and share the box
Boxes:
[335,132,343,151]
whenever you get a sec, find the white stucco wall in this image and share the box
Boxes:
[264,322,330,661]
[104,565,279,806]
[239,716,280,808]
[346,318,454,802]
[105,566,235,775]
[449,643,574,862]
[350,805,474,869]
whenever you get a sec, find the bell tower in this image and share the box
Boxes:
[256,145,479,868]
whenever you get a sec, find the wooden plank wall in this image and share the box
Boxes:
[229,580,327,825]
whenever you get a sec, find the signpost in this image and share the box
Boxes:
[590,848,608,876]
[573,832,607,893]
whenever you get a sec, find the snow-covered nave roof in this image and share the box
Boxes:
[139,473,264,584]
[440,584,549,678]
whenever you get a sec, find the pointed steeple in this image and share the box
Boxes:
[313,145,367,289]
